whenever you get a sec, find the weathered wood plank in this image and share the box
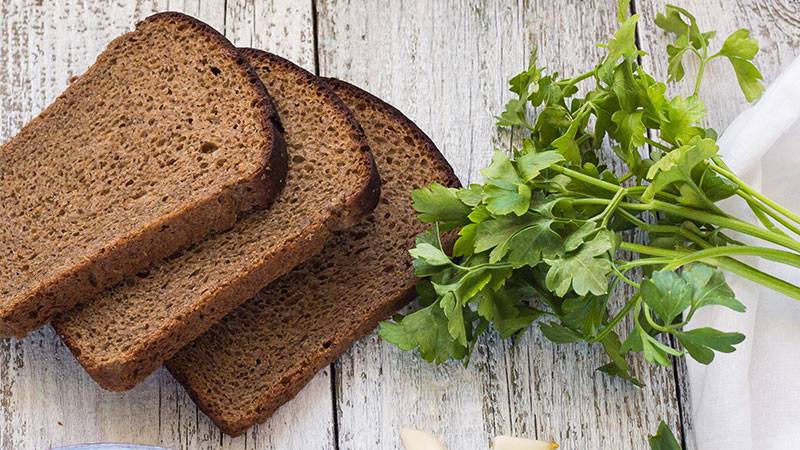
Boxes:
[317,1,685,449]
[218,1,337,448]
[0,3,167,448]
[635,1,800,448]
[0,1,324,448]
[224,0,316,72]
[318,1,525,447]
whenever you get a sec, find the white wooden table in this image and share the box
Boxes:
[1,1,797,449]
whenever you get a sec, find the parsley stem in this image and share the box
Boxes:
[617,257,672,271]
[619,241,800,269]
[619,171,635,183]
[705,157,795,236]
[715,256,800,301]
[662,245,800,271]
[549,165,621,193]
[612,264,640,288]
[709,161,800,226]
[562,70,595,85]
[693,59,706,97]
[645,200,800,254]
[551,165,675,203]
[692,45,709,97]
[453,262,512,272]
[619,242,800,301]
[572,198,765,248]
[643,137,671,152]
[617,209,710,248]
[594,188,627,227]
[742,195,798,237]
[589,293,640,344]
[642,304,671,333]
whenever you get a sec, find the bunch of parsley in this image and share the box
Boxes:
[379,2,800,386]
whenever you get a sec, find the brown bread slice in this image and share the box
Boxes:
[54,51,379,391]
[167,79,460,436]
[0,13,286,338]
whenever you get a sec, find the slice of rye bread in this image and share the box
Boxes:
[0,13,286,338]
[54,50,380,391]
[166,78,460,436]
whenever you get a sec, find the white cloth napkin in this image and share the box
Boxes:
[688,56,800,450]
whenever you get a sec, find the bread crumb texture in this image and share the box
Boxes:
[0,13,282,337]
[55,51,377,391]
[167,79,459,436]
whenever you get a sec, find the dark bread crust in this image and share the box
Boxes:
[167,79,459,436]
[168,285,422,436]
[239,50,381,230]
[0,12,286,337]
[324,78,461,190]
[55,51,379,391]
[139,14,288,212]
[58,228,325,390]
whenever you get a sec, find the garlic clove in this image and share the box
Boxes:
[492,435,559,450]
[399,427,448,450]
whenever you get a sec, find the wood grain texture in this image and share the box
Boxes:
[5,0,791,448]
[317,1,683,449]
[635,1,800,448]
[0,1,329,449]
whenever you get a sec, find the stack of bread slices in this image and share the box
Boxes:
[0,12,459,436]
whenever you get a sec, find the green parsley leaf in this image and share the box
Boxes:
[698,166,739,202]
[379,303,466,363]
[481,150,523,184]
[410,225,450,276]
[482,183,532,216]
[643,137,718,202]
[440,292,467,346]
[648,421,682,450]
[725,57,764,103]
[625,326,683,366]
[718,29,764,101]
[659,95,706,145]
[642,264,743,329]
[433,269,493,306]
[476,288,545,339]
[504,218,563,267]
[533,104,572,145]
[603,14,644,64]
[675,327,745,364]
[563,222,598,252]
[551,124,582,165]
[664,34,690,82]
[516,150,564,181]
[598,331,644,387]
[481,151,532,216]
[719,29,759,59]
[612,61,640,112]
[562,293,608,336]
[497,97,530,128]
[409,243,452,267]
[540,321,583,343]
[456,184,484,207]
[453,223,477,257]
[641,270,692,325]
[682,263,745,312]
[611,109,647,153]
[655,4,707,49]
[544,231,615,297]
[412,183,471,229]
[474,214,533,256]
[598,362,644,387]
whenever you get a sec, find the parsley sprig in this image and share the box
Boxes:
[380,3,798,384]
